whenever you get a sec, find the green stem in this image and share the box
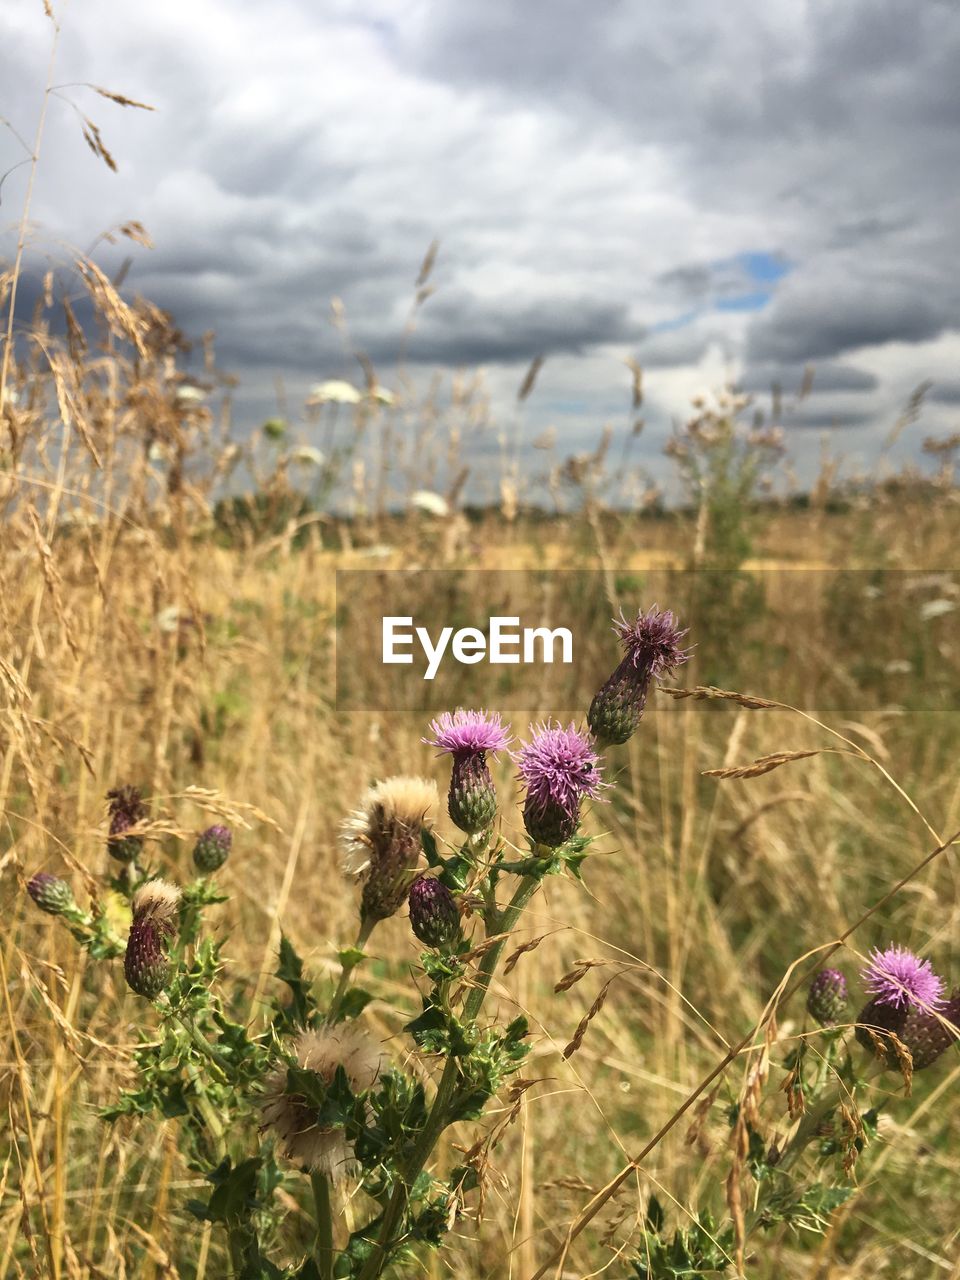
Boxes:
[356,874,540,1280]
[184,1060,227,1161]
[158,999,233,1080]
[327,916,376,1023]
[227,1227,247,1278]
[311,1170,335,1280]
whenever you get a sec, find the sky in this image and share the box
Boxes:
[2,0,959,502]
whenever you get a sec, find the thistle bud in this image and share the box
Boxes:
[900,993,960,1070]
[123,879,181,999]
[856,991,960,1072]
[106,785,148,863]
[27,872,75,917]
[588,607,689,746]
[124,920,171,998]
[408,876,461,949]
[522,792,581,848]
[448,754,497,835]
[193,824,232,873]
[806,968,848,1027]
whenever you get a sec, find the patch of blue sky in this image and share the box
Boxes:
[715,290,773,312]
[735,250,792,283]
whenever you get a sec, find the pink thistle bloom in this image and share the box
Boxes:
[424,709,513,758]
[516,722,604,838]
[861,944,945,1011]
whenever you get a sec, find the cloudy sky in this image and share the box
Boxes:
[2,0,959,499]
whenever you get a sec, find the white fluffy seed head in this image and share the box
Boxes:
[131,878,182,932]
[338,776,438,881]
[261,1022,385,1179]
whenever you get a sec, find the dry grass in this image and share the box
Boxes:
[2,430,960,1277]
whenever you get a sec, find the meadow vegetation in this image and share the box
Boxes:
[3,16,960,1278]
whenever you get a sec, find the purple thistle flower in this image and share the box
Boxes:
[612,606,691,678]
[425,710,512,835]
[589,606,690,746]
[516,722,603,848]
[424,709,513,758]
[861,945,945,1012]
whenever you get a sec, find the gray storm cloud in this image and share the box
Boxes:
[1,0,958,477]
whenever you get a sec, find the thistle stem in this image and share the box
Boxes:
[310,1170,335,1280]
[356,874,540,1280]
[327,916,376,1023]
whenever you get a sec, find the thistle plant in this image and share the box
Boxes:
[22,602,957,1279]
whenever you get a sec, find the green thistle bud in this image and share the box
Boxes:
[587,664,648,747]
[448,754,498,835]
[522,792,580,848]
[27,872,75,917]
[806,968,848,1027]
[408,877,461,949]
[193,824,232,873]
[124,920,171,998]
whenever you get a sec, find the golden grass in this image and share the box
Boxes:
[2,465,959,1277]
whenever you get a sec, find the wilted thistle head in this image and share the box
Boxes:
[261,1023,384,1178]
[806,968,848,1027]
[27,872,75,917]
[424,708,512,835]
[855,945,955,1071]
[339,776,439,923]
[408,876,461,949]
[106,785,148,863]
[123,879,181,999]
[516,722,604,848]
[588,606,689,746]
[193,824,232,873]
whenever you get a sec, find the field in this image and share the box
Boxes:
[3,398,960,1278]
